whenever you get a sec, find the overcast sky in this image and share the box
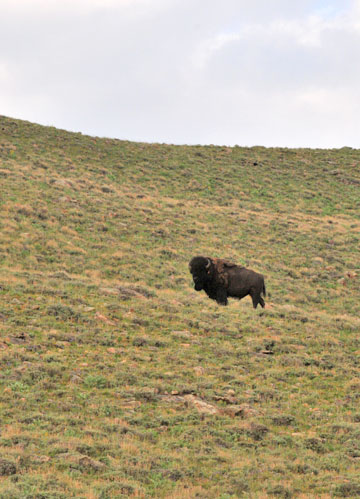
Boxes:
[1,0,360,147]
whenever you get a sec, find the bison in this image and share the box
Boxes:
[189,256,266,308]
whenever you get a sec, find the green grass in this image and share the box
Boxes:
[0,115,359,497]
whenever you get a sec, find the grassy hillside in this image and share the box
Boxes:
[0,115,359,498]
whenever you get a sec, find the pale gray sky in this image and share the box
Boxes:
[1,0,359,147]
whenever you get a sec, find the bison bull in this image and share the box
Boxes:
[189,256,266,308]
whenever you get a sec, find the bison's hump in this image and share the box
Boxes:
[213,258,237,268]
[223,261,237,268]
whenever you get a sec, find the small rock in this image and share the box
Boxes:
[194,366,205,376]
[9,333,28,344]
[52,178,73,189]
[58,196,72,203]
[122,400,141,409]
[228,404,258,419]
[224,405,246,417]
[95,312,116,325]
[214,394,237,404]
[184,395,219,415]
[172,331,192,339]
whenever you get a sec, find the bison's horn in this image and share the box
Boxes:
[205,258,211,270]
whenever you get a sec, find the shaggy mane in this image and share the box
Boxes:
[211,258,237,288]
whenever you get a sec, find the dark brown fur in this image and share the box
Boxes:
[189,256,266,308]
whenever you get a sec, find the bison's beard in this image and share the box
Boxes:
[193,277,204,291]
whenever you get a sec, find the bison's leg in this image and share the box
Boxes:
[203,284,217,301]
[216,288,228,306]
[250,289,263,309]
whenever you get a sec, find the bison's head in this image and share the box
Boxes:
[189,256,213,291]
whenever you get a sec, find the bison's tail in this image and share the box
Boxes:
[262,282,266,297]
